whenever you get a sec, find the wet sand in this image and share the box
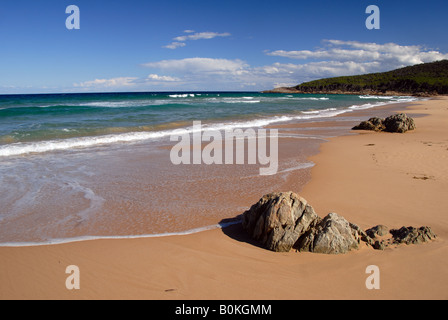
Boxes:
[1,97,447,300]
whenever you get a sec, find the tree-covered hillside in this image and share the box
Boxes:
[268,60,448,96]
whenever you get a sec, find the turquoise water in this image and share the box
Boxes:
[0,92,416,157]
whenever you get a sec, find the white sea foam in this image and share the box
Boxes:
[349,103,377,110]
[277,162,315,174]
[301,110,320,114]
[302,107,337,115]
[0,220,241,247]
[222,100,261,104]
[169,94,195,98]
[359,95,395,100]
[349,96,417,111]
[359,95,418,103]
[0,110,345,157]
[0,131,171,157]
[81,99,172,108]
[393,97,419,102]
[219,97,261,104]
[295,97,330,101]
[0,115,297,157]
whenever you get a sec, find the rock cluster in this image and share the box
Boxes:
[242,192,437,254]
[352,113,416,133]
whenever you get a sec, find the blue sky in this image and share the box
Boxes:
[1,0,447,93]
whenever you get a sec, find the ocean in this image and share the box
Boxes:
[0,92,418,245]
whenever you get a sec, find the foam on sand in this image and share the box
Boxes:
[0,219,242,247]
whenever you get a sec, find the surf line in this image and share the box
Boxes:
[169,121,279,176]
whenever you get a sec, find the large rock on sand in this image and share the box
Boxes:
[383,113,416,133]
[295,213,362,254]
[242,192,437,254]
[241,192,365,254]
[352,113,416,133]
[352,117,385,132]
[242,192,320,252]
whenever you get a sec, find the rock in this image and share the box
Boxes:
[350,222,375,246]
[373,240,387,250]
[390,226,437,245]
[352,113,415,133]
[241,192,320,252]
[383,113,416,133]
[366,225,389,238]
[352,117,385,131]
[295,213,361,254]
[242,192,436,254]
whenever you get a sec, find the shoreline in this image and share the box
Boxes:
[0,219,242,248]
[0,96,416,245]
[0,97,447,299]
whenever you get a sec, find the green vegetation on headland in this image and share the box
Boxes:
[264,60,448,96]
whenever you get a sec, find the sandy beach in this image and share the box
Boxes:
[1,97,447,300]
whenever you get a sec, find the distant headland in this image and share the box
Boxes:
[263,60,448,97]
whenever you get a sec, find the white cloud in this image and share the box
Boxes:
[163,42,186,49]
[163,31,230,49]
[267,40,448,71]
[143,57,248,75]
[147,74,181,82]
[173,32,230,42]
[267,49,381,62]
[74,40,448,92]
[74,77,137,88]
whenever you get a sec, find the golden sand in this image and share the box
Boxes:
[1,97,447,300]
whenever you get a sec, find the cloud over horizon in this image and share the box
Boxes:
[267,40,448,72]
[75,40,448,91]
[74,77,138,89]
[143,57,248,75]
